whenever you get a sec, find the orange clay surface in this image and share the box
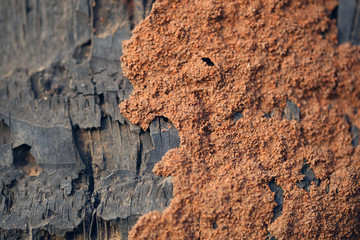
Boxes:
[119,0,360,239]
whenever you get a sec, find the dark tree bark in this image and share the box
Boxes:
[0,1,179,239]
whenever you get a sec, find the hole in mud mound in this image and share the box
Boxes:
[12,144,42,176]
[296,159,320,192]
[233,111,243,123]
[212,221,218,229]
[268,178,284,220]
[0,119,11,146]
[262,111,272,119]
[201,58,215,66]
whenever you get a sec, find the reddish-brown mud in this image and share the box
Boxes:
[120,0,360,239]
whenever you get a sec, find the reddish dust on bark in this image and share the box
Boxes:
[120,0,360,239]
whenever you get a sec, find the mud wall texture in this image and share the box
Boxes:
[0,0,359,239]
[120,0,360,239]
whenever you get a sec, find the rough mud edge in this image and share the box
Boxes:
[121,0,360,239]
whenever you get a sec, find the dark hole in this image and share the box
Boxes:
[55,85,64,95]
[344,114,351,125]
[212,221,218,229]
[203,126,212,134]
[96,93,104,105]
[201,58,215,66]
[233,111,243,123]
[43,79,51,91]
[25,0,32,13]
[330,5,338,20]
[13,144,32,168]
[12,144,41,176]
[262,111,271,119]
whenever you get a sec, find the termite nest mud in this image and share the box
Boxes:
[120,0,360,239]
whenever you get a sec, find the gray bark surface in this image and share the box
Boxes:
[0,1,179,239]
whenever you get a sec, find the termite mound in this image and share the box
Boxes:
[120,0,360,239]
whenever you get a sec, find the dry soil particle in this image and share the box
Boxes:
[120,0,360,239]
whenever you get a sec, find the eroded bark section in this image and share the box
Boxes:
[0,0,176,239]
